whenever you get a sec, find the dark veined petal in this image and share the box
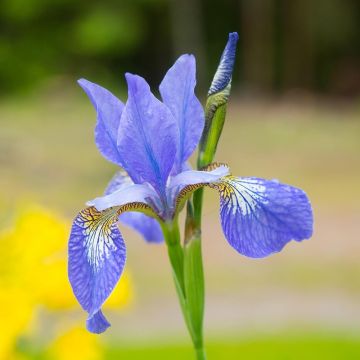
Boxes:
[105,171,164,243]
[68,207,126,333]
[78,79,125,167]
[208,32,239,96]
[159,54,204,174]
[117,73,178,197]
[211,176,313,258]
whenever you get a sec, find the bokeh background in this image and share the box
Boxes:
[1,0,360,359]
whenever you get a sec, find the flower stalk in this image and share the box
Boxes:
[162,219,205,359]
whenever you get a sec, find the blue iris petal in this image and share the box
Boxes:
[217,177,313,258]
[120,212,164,243]
[87,310,111,334]
[78,79,125,167]
[160,54,204,174]
[117,73,178,198]
[68,207,126,333]
[105,171,164,243]
[87,182,158,212]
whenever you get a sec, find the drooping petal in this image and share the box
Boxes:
[78,79,124,166]
[211,176,313,258]
[68,207,126,333]
[159,54,204,174]
[117,73,178,197]
[208,32,239,96]
[87,309,111,334]
[168,163,230,215]
[105,172,164,243]
[119,212,164,243]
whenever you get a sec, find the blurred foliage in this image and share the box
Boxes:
[0,0,359,96]
[0,205,132,360]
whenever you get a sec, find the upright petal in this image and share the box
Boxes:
[159,55,204,174]
[68,207,126,333]
[212,176,313,258]
[78,79,125,166]
[105,172,164,243]
[117,74,178,197]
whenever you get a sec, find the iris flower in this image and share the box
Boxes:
[68,34,313,334]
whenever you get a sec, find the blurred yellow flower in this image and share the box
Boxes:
[47,327,102,360]
[0,204,133,359]
[0,288,33,360]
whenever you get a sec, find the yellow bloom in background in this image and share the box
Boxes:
[47,327,103,360]
[0,204,133,359]
[0,288,33,360]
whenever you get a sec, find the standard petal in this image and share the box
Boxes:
[212,176,313,258]
[208,32,239,96]
[105,172,164,243]
[78,79,125,166]
[159,54,204,174]
[86,310,111,334]
[120,212,164,243]
[117,73,178,197]
[68,207,126,332]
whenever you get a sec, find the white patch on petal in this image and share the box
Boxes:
[76,207,119,272]
[218,177,268,216]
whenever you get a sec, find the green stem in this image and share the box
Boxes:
[162,220,206,359]
[184,234,206,359]
[196,346,207,360]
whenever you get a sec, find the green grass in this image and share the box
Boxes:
[23,333,360,360]
[107,334,360,359]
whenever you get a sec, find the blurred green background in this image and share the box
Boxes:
[1,0,360,359]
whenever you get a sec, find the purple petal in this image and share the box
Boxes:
[86,310,111,334]
[87,182,158,212]
[168,164,230,214]
[120,212,164,243]
[68,207,126,333]
[208,32,239,96]
[159,55,204,174]
[104,171,132,196]
[78,79,125,167]
[216,177,313,258]
[169,165,230,189]
[117,73,178,197]
[105,172,164,243]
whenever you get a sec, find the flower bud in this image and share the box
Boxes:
[198,32,239,168]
